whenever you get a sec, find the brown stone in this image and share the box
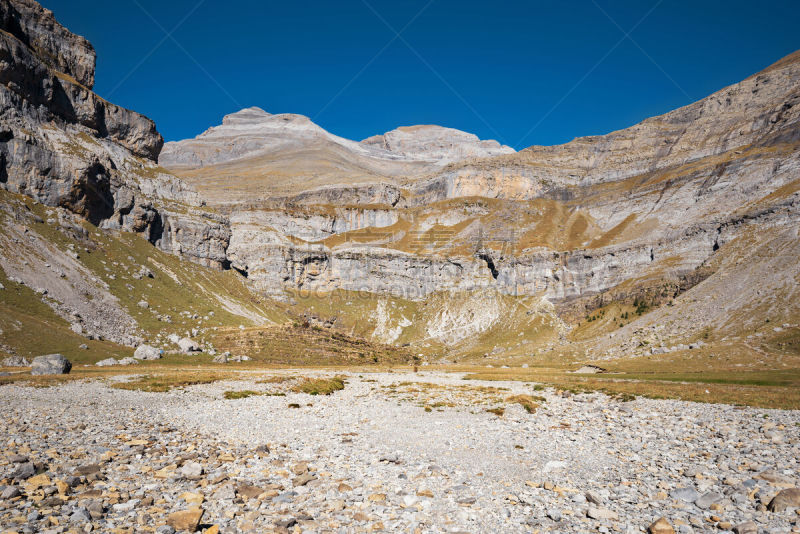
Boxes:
[179,492,204,505]
[293,473,315,487]
[236,484,266,500]
[292,462,308,475]
[166,507,204,532]
[648,517,675,534]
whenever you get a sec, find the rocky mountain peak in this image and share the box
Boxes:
[362,124,515,162]
[220,106,272,125]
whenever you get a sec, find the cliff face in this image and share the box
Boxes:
[184,50,800,304]
[0,0,238,343]
[0,0,230,270]
[162,49,800,354]
[0,0,96,89]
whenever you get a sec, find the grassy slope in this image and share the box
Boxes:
[0,189,287,364]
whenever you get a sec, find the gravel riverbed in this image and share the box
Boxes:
[1,371,799,533]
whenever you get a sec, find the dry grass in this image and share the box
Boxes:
[223,390,261,400]
[291,376,346,395]
[212,324,412,366]
[257,375,294,384]
[112,371,236,392]
[505,394,543,413]
[460,364,800,410]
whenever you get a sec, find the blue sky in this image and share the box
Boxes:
[42,0,800,149]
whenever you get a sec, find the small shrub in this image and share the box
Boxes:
[486,407,505,417]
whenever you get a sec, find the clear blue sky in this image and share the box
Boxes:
[42,0,800,149]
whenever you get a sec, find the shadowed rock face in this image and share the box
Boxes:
[0,0,96,88]
[0,0,231,270]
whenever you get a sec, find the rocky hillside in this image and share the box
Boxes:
[0,0,798,364]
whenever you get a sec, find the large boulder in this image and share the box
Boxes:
[2,355,30,367]
[177,338,200,353]
[133,345,162,360]
[30,354,71,375]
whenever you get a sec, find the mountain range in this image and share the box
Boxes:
[0,0,798,365]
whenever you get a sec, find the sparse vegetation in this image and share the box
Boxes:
[505,394,543,413]
[292,376,346,395]
[224,390,261,399]
[112,372,234,392]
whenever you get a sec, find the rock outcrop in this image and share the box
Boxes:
[0,0,230,270]
[159,108,514,205]
[0,0,96,88]
[362,124,514,163]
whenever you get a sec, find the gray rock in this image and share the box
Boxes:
[212,353,228,364]
[670,487,700,503]
[694,491,723,509]
[587,507,618,520]
[546,509,562,521]
[133,345,162,360]
[117,357,139,366]
[137,300,149,309]
[179,461,203,478]
[30,354,71,375]
[2,485,21,499]
[2,355,30,367]
[11,462,35,480]
[95,358,118,367]
[733,521,758,534]
[177,338,200,353]
[156,527,176,534]
[112,499,138,513]
[70,508,92,523]
[585,490,603,505]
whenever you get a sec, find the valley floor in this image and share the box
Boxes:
[1,371,799,533]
